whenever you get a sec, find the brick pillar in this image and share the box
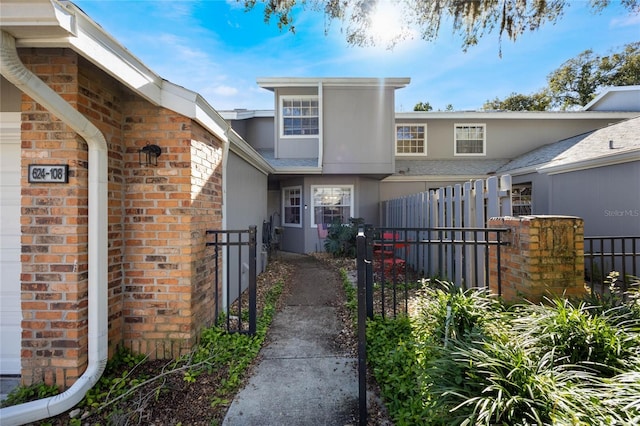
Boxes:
[489,216,587,304]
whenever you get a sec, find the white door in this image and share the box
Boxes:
[0,112,22,374]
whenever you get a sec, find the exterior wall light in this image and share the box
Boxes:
[139,144,162,166]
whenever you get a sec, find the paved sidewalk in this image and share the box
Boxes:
[222,253,358,426]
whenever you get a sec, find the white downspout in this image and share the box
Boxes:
[0,31,108,426]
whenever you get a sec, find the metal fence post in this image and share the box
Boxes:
[248,225,257,335]
[356,228,367,425]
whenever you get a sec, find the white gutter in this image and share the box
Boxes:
[0,30,108,426]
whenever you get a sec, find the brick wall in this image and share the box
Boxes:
[489,215,587,303]
[18,48,224,388]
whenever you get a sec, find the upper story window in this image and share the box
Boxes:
[283,186,302,227]
[311,185,353,227]
[281,96,319,137]
[396,124,426,155]
[454,124,486,155]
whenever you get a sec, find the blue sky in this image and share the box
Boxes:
[73,0,639,112]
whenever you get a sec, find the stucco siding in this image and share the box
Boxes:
[394,117,626,160]
[226,151,269,279]
[322,86,395,174]
[548,162,640,236]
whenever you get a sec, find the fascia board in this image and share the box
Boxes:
[537,148,640,175]
[394,111,639,120]
[161,83,273,174]
[219,110,274,120]
[497,165,544,177]
[382,174,489,182]
[582,85,640,110]
[6,1,271,175]
[272,167,322,174]
[0,0,76,38]
[257,77,410,90]
[228,132,274,175]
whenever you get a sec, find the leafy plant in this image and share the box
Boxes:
[0,382,59,408]
[366,280,640,425]
[324,217,364,258]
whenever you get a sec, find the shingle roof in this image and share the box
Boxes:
[498,116,640,174]
[395,159,510,176]
[257,149,319,168]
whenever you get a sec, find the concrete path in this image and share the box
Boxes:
[222,253,358,426]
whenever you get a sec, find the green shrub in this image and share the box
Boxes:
[323,217,364,258]
[366,280,640,425]
[0,382,59,408]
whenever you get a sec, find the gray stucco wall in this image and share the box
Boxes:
[510,173,551,215]
[226,152,269,301]
[547,162,640,236]
[322,86,395,174]
[394,117,626,160]
[271,175,382,253]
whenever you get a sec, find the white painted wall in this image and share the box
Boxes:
[0,112,22,374]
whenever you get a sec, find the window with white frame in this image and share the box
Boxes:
[311,185,353,226]
[454,124,486,155]
[283,186,302,227]
[281,96,319,137]
[396,124,426,155]
[512,183,532,216]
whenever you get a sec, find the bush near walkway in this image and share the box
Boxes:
[367,280,640,425]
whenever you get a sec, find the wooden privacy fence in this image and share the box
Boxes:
[382,175,513,229]
[380,175,513,288]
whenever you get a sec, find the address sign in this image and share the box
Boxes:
[28,164,69,183]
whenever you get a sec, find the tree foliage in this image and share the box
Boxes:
[241,0,639,51]
[547,41,640,109]
[483,91,551,111]
[413,101,433,111]
[484,42,640,111]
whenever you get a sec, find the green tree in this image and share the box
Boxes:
[483,91,551,111]
[547,42,640,109]
[414,101,433,111]
[240,0,639,51]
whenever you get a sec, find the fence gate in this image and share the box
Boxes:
[206,226,257,334]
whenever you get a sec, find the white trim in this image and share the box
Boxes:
[382,174,490,182]
[310,185,354,227]
[395,123,427,156]
[395,111,639,120]
[537,148,640,175]
[279,95,319,138]
[453,123,486,156]
[317,81,324,168]
[282,185,303,228]
[258,77,410,90]
[582,85,640,111]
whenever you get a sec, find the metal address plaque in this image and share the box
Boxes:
[28,164,69,183]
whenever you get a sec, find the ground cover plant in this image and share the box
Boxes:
[3,259,293,426]
[367,278,640,425]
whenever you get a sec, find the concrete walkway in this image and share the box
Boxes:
[222,253,358,426]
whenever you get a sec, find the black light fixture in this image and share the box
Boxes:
[139,144,162,166]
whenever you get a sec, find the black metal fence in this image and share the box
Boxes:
[585,236,640,294]
[358,226,510,319]
[355,226,509,425]
[206,226,257,334]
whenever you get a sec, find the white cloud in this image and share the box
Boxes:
[610,13,640,28]
[213,85,238,96]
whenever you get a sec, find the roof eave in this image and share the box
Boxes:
[1,0,272,173]
[537,148,640,175]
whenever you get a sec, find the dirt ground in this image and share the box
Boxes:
[34,252,392,425]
